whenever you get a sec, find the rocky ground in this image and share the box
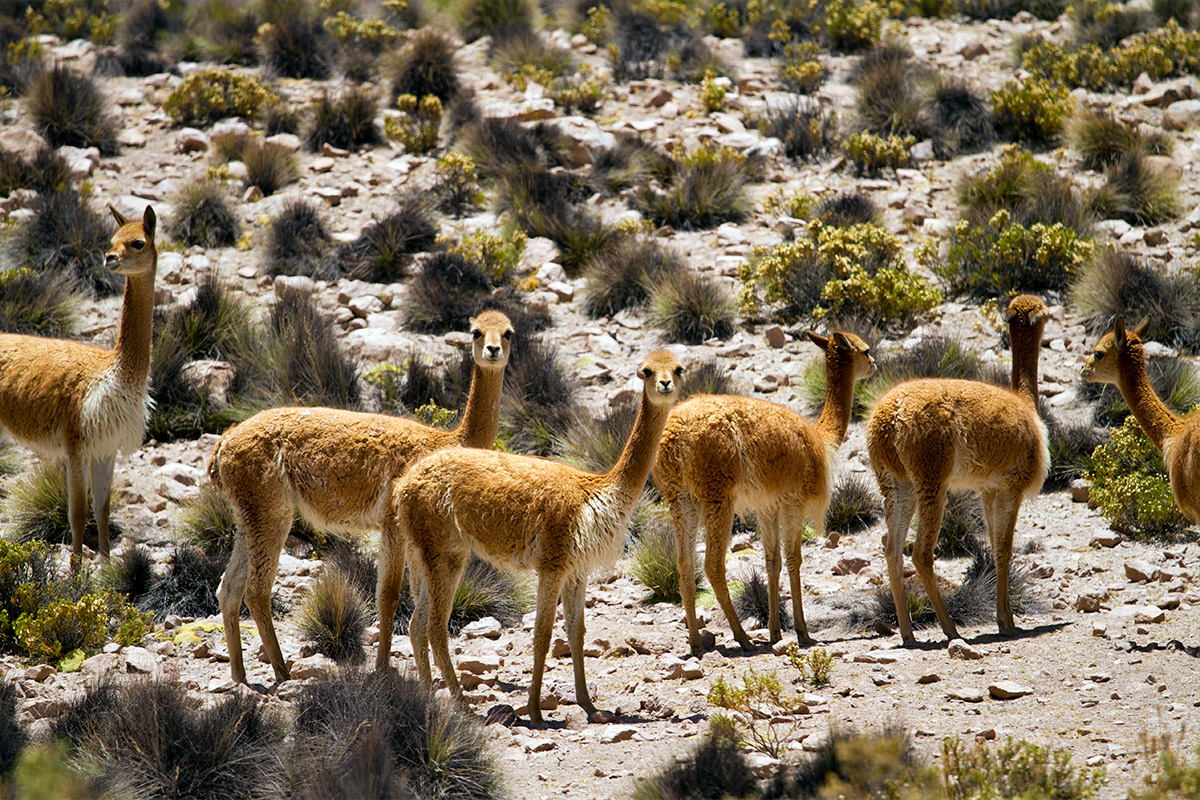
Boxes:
[1,7,1199,800]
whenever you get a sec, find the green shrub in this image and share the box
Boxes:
[931,210,1095,300]
[758,97,839,161]
[1091,149,1182,225]
[823,0,885,51]
[1085,416,1192,539]
[0,268,78,337]
[1131,743,1200,800]
[992,78,1074,146]
[1068,107,1174,171]
[650,269,738,344]
[435,151,483,215]
[707,668,807,758]
[956,146,1093,231]
[629,514,696,603]
[163,68,275,126]
[740,220,939,327]
[841,131,914,176]
[548,71,609,114]
[24,0,117,43]
[942,736,1104,800]
[446,228,526,283]
[4,464,121,547]
[635,143,752,229]
[778,40,827,93]
[1023,21,1200,91]
[384,93,443,154]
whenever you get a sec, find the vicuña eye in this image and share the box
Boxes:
[131,240,145,250]
[502,330,513,340]
[471,329,482,339]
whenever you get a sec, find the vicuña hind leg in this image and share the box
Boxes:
[561,574,598,719]
[759,507,783,643]
[224,501,292,683]
[782,505,814,645]
[912,486,959,642]
[526,572,567,728]
[882,482,917,644]
[90,456,115,558]
[375,514,408,671]
[66,454,87,564]
[424,549,469,701]
[702,500,752,650]
[217,535,251,684]
[669,496,704,654]
[982,489,1021,636]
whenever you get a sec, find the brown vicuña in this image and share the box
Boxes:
[866,294,1049,645]
[654,331,875,654]
[1082,316,1200,523]
[0,204,157,561]
[378,350,683,728]
[209,309,514,684]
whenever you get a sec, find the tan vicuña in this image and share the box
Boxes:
[0,204,157,561]
[209,309,514,684]
[1082,316,1200,524]
[378,350,683,728]
[654,331,875,654]
[866,294,1049,645]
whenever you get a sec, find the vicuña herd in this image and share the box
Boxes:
[4,205,1199,727]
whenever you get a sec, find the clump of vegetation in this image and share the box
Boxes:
[167,179,240,248]
[0,268,78,337]
[823,0,885,51]
[257,0,334,79]
[956,147,1093,231]
[1132,741,1200,800]
[740,221,941,328]
[651,269,738,344]
[1090,149,1182,225]
[24,63,119,155]
[323,7,402,81]
[404,251,500,334]
[1085,416,1192,539]
[582,234,683,317]
[494,169,615,273]
[261,98,302,135]
[163,68,275,126]
[850,40,928,141]
[632,725,755,800]
[930,211,1094,300]
[447,228,526,283]
[299,568,368,664]
[11,189,120,296]
[778,40,827,93]
[0,144,73,197]
[841,131,914,175]
[926,75,996,155]
[609,12,729,83]
[176,483,239,556]
[707,668,809,758]
[757,98,838,161]
[384,94,443,154]
[786,643,835,687]
[1044,416,1109,491]
[825,474,882,533]
[635,144,753,229]
[3,464,122,548]
[991,78,1074,146]
[286,670,502,800]
[240,138,299,197]
[959,0,1067,19]
[816,192,881,227]
[934,490,986,558]
[1022,22,1200,92]
[390,27,461,104]
[1068,108,1173,171]
[502,332,581,455]
[51,678,284,798]
[630,516,696,603]
[434,151,483,215]
[335,198,438,282]
[265,198,335,279]
[732,570,791,632]
[135,543,227,620]
[942,736,1105,800]
[269,288,362,410]
[460,0,537,43]
[306,86,381,152]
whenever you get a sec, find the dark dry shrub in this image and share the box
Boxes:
[1154,0,1200,25]
[287,670,501,800]
[732,569,791,631]
[816,191,881,227]
[852,42,930,140]
[1090,149,1182,226]
[502,336,581,455]
[561,397,640,472]
[390,27,461,105]
[137,544,226,620]
[259,0,334,79]
[1072,0,1155,47]
[0,268,78,337]
[589,132,654,195]
[242,139,299,196]
[1069,248,1200,351]
[299,568,368,664]
[261,98,302,135]
[404,251,497,334]
[494,169,614,273]
[650,268,737,345]
[958,0,1067,19]
[197,0,262,65]
[448,558,531,634]
[168,179,240,248]
[0,680,25,778]
[461,118,568,176]
[682,357,742,398]
[1044,415,1108,491]
[957,148,1093,231]
[629,517,696,603]
[268,288,361,410]
[265,198,335,279]
[492,28,575,79]
[635,148,752,230]
[758,97,838,161]
[0,144,72,196]
[306,86,381,153]
[611,11,667,80]
[460,0,537,43]
[825,474,881,534]
[177,482,237,555]
[934,490,986,558]
[101,544,155,603]
[336,197,438,282]
[23,63,119,155]
[14,190,121,296]
[1082,354,1200,426]
[925,75,995,155]
[4,464,122,547]
[52,678,284,799]
[633,727,755,800]
[582,234,683,317]
[1068,107,1173,171]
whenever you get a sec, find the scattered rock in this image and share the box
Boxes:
[600,725,637,744]
[833,552,870,575]
[1090,530,1122,548]
[1071,480,1091,504]
[988,681,1034,700]
[1125,559,1159,583]
[458,654,502,675]
[462,616,503,639]
[1076,593,1104,613]
[124,646,157,674]
[948,639,983,660]
[289,654,337,680]
[485,704,517,726]
[1162,99,1200,130]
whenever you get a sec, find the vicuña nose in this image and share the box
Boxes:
[657,379,672,393]
[105,253,119,268]
[485,344,500,358]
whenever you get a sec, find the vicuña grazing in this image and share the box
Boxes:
[0,204,157,561]
[210,309,514,684]
[1083,316,1200,524]
[378,350,683,727]
[654,331,875,654]
[867,294,1049,645]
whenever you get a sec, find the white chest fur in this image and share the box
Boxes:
[79,366,150,459]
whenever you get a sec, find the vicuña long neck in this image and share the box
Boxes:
[1117,350,1182,453]
[453,364,504,449]
[113,270,156,387]
[1009,325,1042,409]
[816,351,856,446]
[606,392,671,500]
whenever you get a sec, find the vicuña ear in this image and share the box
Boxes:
[802,330,828,350]
[142,205,156,240]
[1133,316,1150,338]
[109,204,129,227]
[1114,315,1127,348]
[831,331,853,350]
[1004,307,1017,324]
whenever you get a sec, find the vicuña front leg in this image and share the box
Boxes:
[374,524,407,672]
[759,508,783,643]
[782,506,814,646]
[983,489,1021,636]
[669,497,704,654]
[66,455,87,565]
[561,574,599,720]
[526,574,566,728]
[90,456,115,558]
[425,550,469,700]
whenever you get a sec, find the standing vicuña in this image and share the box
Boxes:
[378,350,683,727]
[0,204,157,560]
[866,294,1049,645]
[1082,316,1200,523]
[654,331,875,654]
[209,310,514,684]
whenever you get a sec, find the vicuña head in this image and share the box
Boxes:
[211,309,515,685]
[378,349,683,727]
[107,204,158,277]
